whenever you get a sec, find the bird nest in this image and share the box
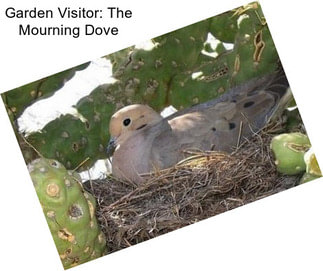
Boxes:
[83,122,301,254]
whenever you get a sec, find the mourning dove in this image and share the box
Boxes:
[107,70,290,183]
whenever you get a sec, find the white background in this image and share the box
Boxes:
[1,0,323,270]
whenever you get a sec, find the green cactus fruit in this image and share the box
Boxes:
[304,148,322,177]
[28,158,106,269]
[270,133,311,175]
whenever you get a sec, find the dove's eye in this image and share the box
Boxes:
[123,118,131,126]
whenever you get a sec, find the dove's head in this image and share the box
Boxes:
[107,104,163,156]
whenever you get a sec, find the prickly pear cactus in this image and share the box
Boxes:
[1,62,90,166]
[270,133,311,175]
[28,158,106,269]
[28,85,115,169]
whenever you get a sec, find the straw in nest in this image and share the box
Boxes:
[84,124,301,254]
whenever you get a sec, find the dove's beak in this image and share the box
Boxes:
[106,136,117,157]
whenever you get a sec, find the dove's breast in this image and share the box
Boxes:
[112,132,154,181]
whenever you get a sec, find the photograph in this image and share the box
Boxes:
[1,1,321,269]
